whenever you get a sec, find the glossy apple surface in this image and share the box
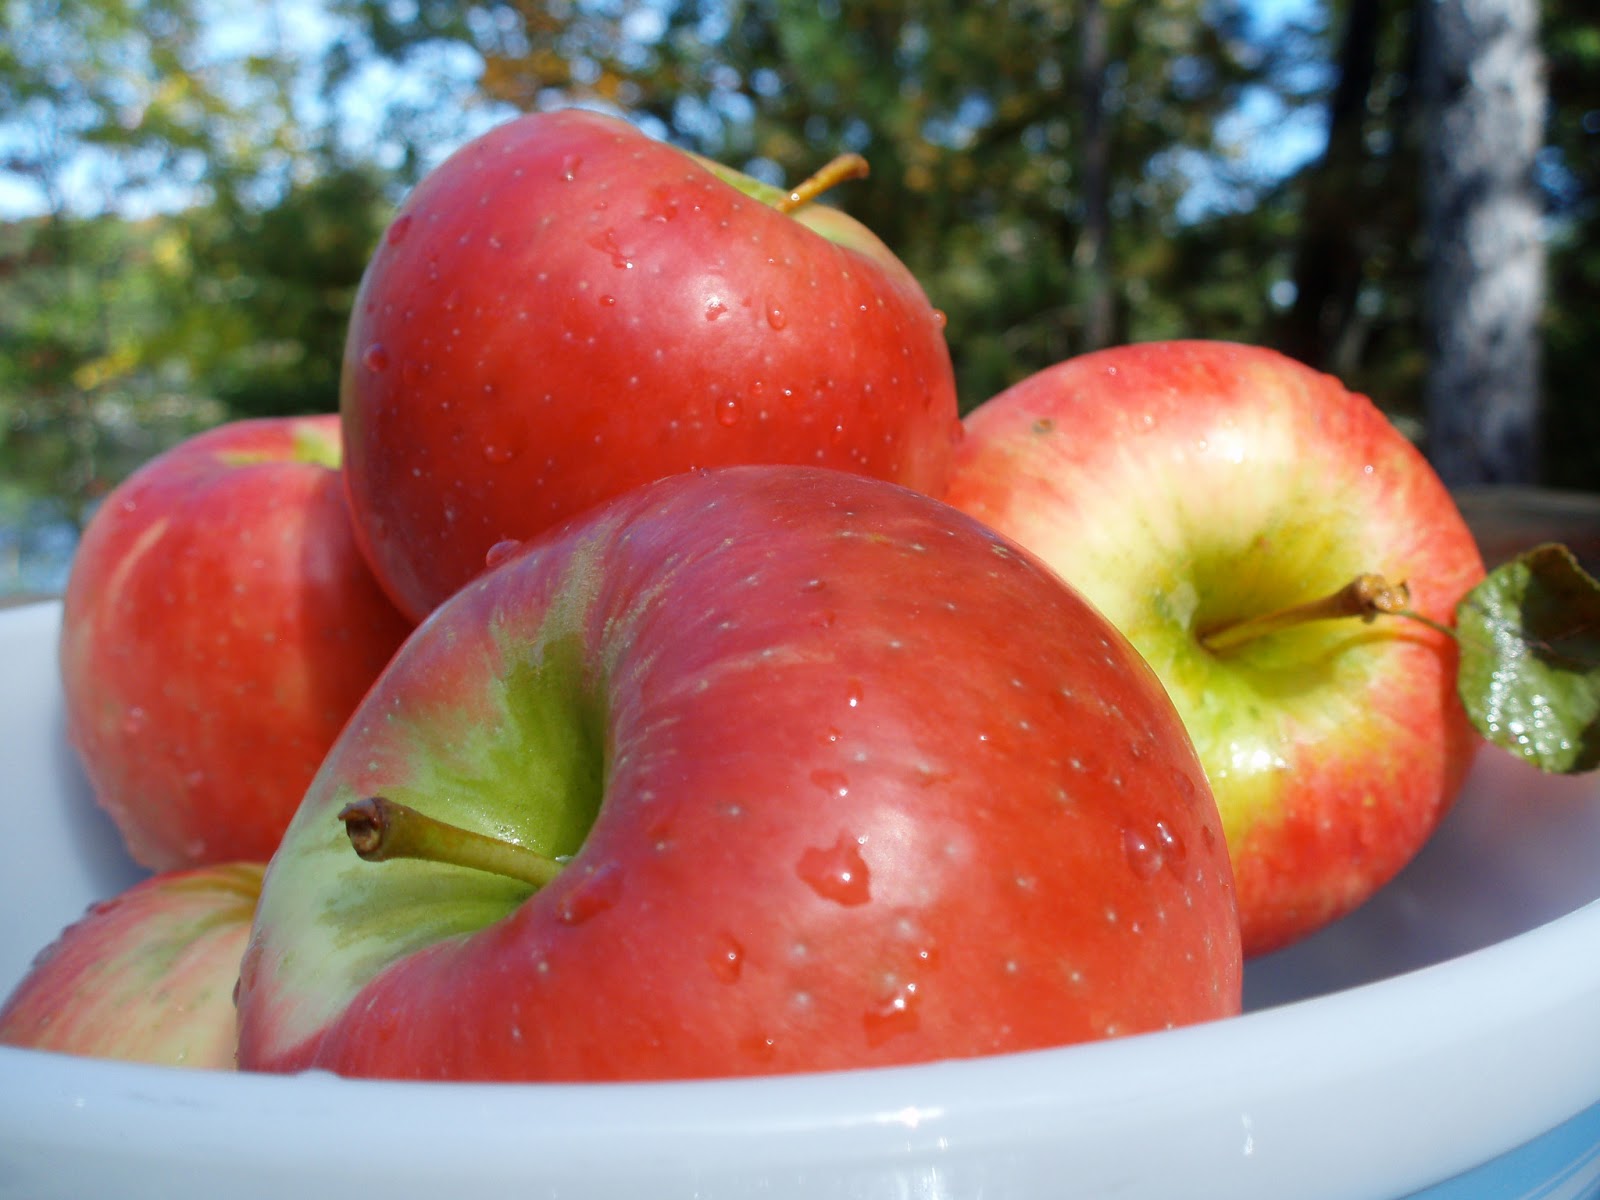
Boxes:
[59,415,415,870]
[945,341,1485,955]
[340,108,960,620]
[0,861,260,1069]
[236,465,1240,1081]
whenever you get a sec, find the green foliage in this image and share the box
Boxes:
[0,0,1595,577]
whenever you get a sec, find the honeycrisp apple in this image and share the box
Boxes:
[0,862,261,1069]
[340,107,961,621]
[60,415,415,871]
[235,465,1241,1081]
[945,341,1486,955]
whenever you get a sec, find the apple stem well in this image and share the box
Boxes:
[338,796,564,889]
[776,153,870,214]
[1196,573,1447,655]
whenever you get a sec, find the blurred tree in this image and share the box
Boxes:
[1539,0,1599,490]
[1421,0,1547,485]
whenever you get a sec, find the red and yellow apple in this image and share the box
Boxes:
[0,862,261,1069]
[340,108,961,620]
[236,465,1241,1081]
[59,415,415,870]
[945,341,1485,955]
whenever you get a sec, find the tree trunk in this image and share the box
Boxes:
[1421,0,1546,485]
[1278,0,1384,371]
[1076,0,1115,351]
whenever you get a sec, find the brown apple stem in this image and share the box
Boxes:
[1198,573,1418,655]
[338,796,563,889]
[776,153,870,213]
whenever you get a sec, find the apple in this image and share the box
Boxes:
[235,464,1241,1082]
[0,862,261,1069]
[60,415,415,871]
[944,340,1486,956]
[340,107,961,621]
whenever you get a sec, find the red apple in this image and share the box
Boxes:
[0,862,261,1069]
[60,415,415,871]
[945,340,1486,955]
[235,465,1240,1082]
[340,107,961,621]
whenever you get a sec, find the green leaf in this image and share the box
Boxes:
[1455,543,1600,774]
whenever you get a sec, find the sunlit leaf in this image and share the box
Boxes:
[1455,544,1600,774]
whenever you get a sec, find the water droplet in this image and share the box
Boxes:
[560,153,583,181]
[864,981,920,1047]
[931,308,948,330]
[766,305,787,330]
[809,768,849,798]
[598,294,616,307]
[705,298,729,321]
[1122,826,1165,881]
[708,933,744,983]
[797,833,871,906]
[716,397,742,427]
[587,229,633,269]
[811,608,837,630]
[361,343,390,372]
[845,678,864,709]
[121,706,147,737]
[1154,819,1187,866]
[558,861,623,925]
[385,215,413,246]
[484,539,522,569]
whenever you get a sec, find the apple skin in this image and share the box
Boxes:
[59,415,415,871]
[0,862,261,1069]
[944,340,1486,956]
[235,464,1240,1082]
[340,107,961,621]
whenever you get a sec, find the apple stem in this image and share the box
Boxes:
[337,796,564,890]
[1198,573,1419,655]
[776,153,870,213]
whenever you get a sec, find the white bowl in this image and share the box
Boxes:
[3,597,1599,1200]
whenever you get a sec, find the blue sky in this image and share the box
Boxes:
[0,0,1327,222]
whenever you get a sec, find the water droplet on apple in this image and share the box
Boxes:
[560,153,583,181]
[705,298,729,321]
[587,228,633,269]
[385,215,412,246]
[484,539,522,569]
[766,305,787,330]
[1154,818,1187,867]
[558,861,623,925]
[361,343,390,372]
[845,678,864,709]
[796,833,871,906]
[708,933,744,983]
[932,308,948,329]
[809,768,849,798]
[716,397,742,427]
[863,981,920,1047]
[1122,826,1165,881]
[598,294,616,307]
[121,706,147,737]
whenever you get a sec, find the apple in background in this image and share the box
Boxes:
[340,107,960,621]
[235,465,1240,1082]
[0,862,261,1069]
[60,415,415,871]
[945,341,1486,956]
